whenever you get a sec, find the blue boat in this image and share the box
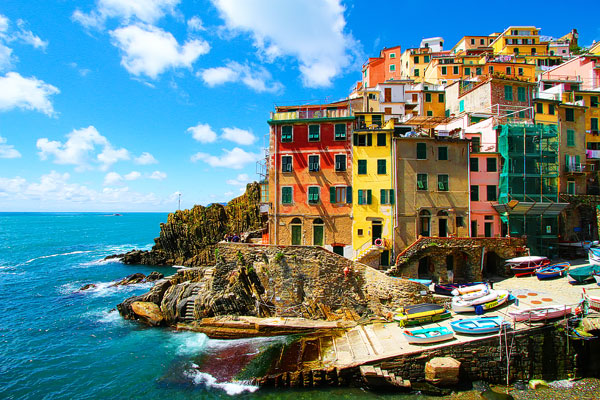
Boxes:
[402,326,454,344]
[535,262,570,280]
[408,278,432,286]
[450,316,510,334]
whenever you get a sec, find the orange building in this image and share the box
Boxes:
[362,46,402,88]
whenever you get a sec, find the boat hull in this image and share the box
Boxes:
[569,265,600,283]
[450,316,509,334]
[535,263,569,280]
[402,327,454,344]
[509,305,571,322]
[434,282,486,296]
[394,310,452,327]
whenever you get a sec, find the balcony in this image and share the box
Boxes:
[565,163,595,174]
[270,108,350,121]
[587,150,600,159]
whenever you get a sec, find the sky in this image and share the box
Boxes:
[0,0,598,212]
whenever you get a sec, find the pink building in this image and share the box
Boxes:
[540,55,600,91]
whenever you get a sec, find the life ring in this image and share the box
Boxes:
[374,238,383,246]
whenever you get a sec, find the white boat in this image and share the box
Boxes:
[451,283,489,296]
[594,273,600,285]
[509,305,572,322]
[454,286,491,303]
[452,288,498,308]
[589,246,600,266]
[583,288,600,312]
[452,289,510,313]
[402,326,454,344]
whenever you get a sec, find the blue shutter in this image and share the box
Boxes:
[346,186,352,203]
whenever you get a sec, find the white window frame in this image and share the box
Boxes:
[308,154,320,172]
[308,124,320,142]
[281,155,293,173]
[281,186,293,205]
[334,153,347,172]
[281,125,293,142]
[307,185,320,205]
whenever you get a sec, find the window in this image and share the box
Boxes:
[377,133,386,146]
[567,180,576,195]
[536,103,543,114]
[438,175,449,191]
[592,118,599,132]
[425,93,432,102]
[518,111,525,119]
[353,133,372,146]
[389,53,396,59]
[385,107,392,115]
[487,185,497,201]
[566,108,574,122]
[504,85,513,101]
[424,55,430,63]
[308,155,319,172]
[389,64,396,72]
[281,126,293,142]
[471,136,481,153]
[517,87,526,102]
[470,38,475,45]
[335,154,346,171]
[372,114,382,127]
[417,143,427,159]
[476,67,482,75]
[380,189,395,205]
[377,159,386,174]
[358,159,367,175]
[414,69,420,77]
[480,38,485,45]
[281,155,293,172]
[456,216,464,227]
[518,68,524,76]
[308,125,320,141]
[531,48,536,55]
[330,186,350,204]
[357,189,372,205]
[459,99,464,112]
[308,187,320,204]
[439,93,445,102]
[470,157,479,171]
[441,66,447,75]
[548,104,555,115]
[281,187,292,204]
[414,56,419,63]
[489,66,494,74]
[453,66,459,74]
[417,174,428,190]
[357,228,363,236]
[465,67,471,75]
[334,124,346,140]
[506,67,512,75]
[426,110,433,116]
[471,185,479,201]
[438,146,448,160]
[591,96,598,107]
[487,157,497,172]
[567,129,575,147]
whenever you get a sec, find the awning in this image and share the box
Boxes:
[493,202,569,216]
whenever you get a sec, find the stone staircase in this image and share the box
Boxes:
[183,268,215,322]
[354,242,386,263]
[359,365,411,389]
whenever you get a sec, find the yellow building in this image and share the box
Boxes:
[490,26,548,56]
[400,47,433,82]
[573,91,600,148]
[534,98,560,125]
[352,113,395,268]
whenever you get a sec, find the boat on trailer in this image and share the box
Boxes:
[509,305,572,322]
[450,316,510,334]
[402,326,454,344]
[535,262,570,280]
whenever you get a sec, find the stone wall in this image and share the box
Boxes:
[559,194,600,242]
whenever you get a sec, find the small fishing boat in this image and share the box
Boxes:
[433,281,487,296]
[407,278,432,286]
[589,246,600,266]
[452,289,510,313]
[583,288,600,312]
[402,326,454,344]
[394,310,452,327]
[535,262,570,280]
[453,285,490,302]
[569,265,600,284]
[450,316,510,334]
[506,256,550,276]
[509,305,572,322]
[451,283,489,296]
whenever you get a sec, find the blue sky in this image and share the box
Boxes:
[0,0,598,212]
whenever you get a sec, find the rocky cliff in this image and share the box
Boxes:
[118,244,433,334]
[112,182,264,267]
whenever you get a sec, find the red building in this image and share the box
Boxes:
[265,100,355,256]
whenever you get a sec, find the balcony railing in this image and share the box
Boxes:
[270,108,349,121]
[565,163,595,173]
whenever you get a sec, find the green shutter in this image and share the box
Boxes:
[377,159,386,174]
[381,189,386,204]
[367,190,372,205]
[367,133,372,146]
[417,143,427,159]
[504,85,513,101]
[353,133,358,146]
[358,190,364,204]
[330,186,336,203]
[567,129,575,146]
[390,189,394,204]
[346,186,352,203]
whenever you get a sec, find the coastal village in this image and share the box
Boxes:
[114,25,600,396]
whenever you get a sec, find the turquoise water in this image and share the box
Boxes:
[1,213,432,399]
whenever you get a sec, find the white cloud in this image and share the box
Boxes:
[124,171,141,180]
[226,173,251,186]
[37,126,130,171]
[14,19,48,50]
[211,0,359,87]
[73,0,180,28]
[104,171,123,186]
[149,170,167,180]
[68,62,91,77]
[187,123,217,143]
[200,61,282,93]
[110,24,210,79]
[0,15,8,33]
[0,136,21,158]
[187,16,205,31]
[134,152,157,164]
[0,72,59,116]
[221,127,256,145]
[0,43,13,71]
[191,147,261,169]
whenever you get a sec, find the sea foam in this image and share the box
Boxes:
[185,366,259,396]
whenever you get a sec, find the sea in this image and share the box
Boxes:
[1,212,597,400]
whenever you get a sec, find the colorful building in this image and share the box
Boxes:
[490,26,548,57]
[400,47,433,82]
[351,113,395,267]
[361,46,402,88]
[558,104,590,195]
[266,101,355,256]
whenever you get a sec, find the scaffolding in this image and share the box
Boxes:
[497,123,565,257]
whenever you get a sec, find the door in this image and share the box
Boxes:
[384,88,392,102]
[291,225,302,245]
[439,218,447,237]
[484,222,492,238]
[380,250,390,267]
[372,223,382,244]
[313,225,324,246]
[471,221,478,237]
[333,246,344,256]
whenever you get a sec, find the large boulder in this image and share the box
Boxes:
[131,301,165,326]
[425,357,461,386]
